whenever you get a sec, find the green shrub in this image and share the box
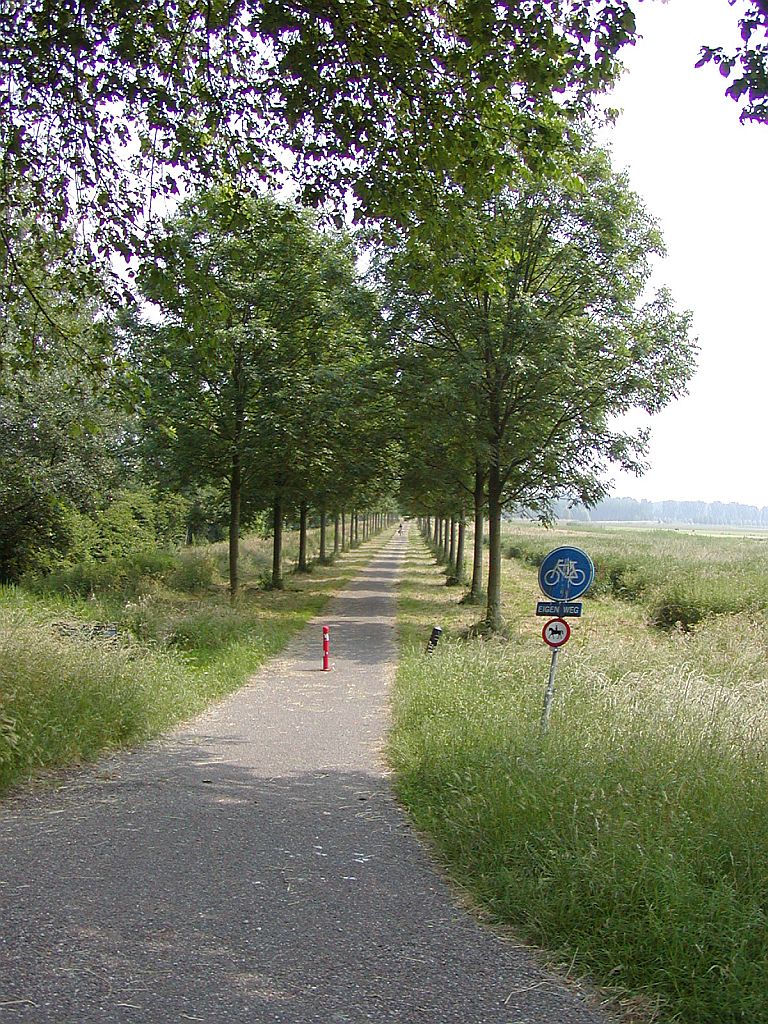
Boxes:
[166,606,256,652]
[0,495,73,582]
[64,487,190,564]
[649,597,704,631]
[30,549,178,598]
[167,552,216,592]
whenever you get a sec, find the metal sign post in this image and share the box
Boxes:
[540,617,571,734]
[536,547,594,735]
[541,649,559,734]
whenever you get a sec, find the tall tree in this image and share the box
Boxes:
[379,148,695,631]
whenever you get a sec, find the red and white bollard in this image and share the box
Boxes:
[322,625,330,671]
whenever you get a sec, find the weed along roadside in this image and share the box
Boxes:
[390,529,768,1024]
[0,525,397,795]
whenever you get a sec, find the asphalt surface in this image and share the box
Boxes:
[0,530,613,1023]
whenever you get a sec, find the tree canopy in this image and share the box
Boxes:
[1,1,640,244]
[0,4,710,625]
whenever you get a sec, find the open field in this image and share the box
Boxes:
[0,529,391,794]
[391,529,768,1024]
[551,520,768,539]
[502,520,768,630]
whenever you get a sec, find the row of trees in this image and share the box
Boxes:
[9,4,752,629]
[380,151,694,631]
[0,191,402,594]
[1,151,696,628]
[130,189,400,599]
[554,497,768,527]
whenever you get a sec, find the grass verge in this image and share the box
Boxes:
[0,530,392,793]
[501,522,768,630]
[390,532,768,1024]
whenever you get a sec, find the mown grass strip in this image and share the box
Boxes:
[0,531,391,793]
[391,531,768,1024]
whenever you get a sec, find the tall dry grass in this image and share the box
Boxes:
[392,533,768,1023]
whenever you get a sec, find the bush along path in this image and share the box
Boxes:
[0,528,613,1024]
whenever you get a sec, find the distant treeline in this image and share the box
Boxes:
[551,497,768,528]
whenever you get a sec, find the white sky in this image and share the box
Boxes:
[600,0,768,507]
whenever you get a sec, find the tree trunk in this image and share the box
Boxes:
[297,501,309,572]
[228,454,241,605]
[319,509,328,563]
[448,518,456,569]
[341,510,347,551]
[229,338,247,604]
[271,492,284,590]
[455,515,466,581]
[485,459,504,631]
[333,513,340,556]
[469,465,485,600]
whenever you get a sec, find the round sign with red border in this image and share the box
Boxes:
[542,617,571,648]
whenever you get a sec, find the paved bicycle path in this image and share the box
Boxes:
[0,531,612,1023]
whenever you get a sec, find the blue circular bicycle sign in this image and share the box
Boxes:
[538,546,595,601]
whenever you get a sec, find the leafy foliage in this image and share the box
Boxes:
[1,1,640,248]
[0,369,120,579]
[698,1,768,123]
[130,187,396,593]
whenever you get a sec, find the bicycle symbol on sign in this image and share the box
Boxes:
[542,558,586,589]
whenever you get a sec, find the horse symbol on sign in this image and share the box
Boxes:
[542,617,571,648]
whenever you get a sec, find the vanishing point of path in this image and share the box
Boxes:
[0,531,612,1024]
